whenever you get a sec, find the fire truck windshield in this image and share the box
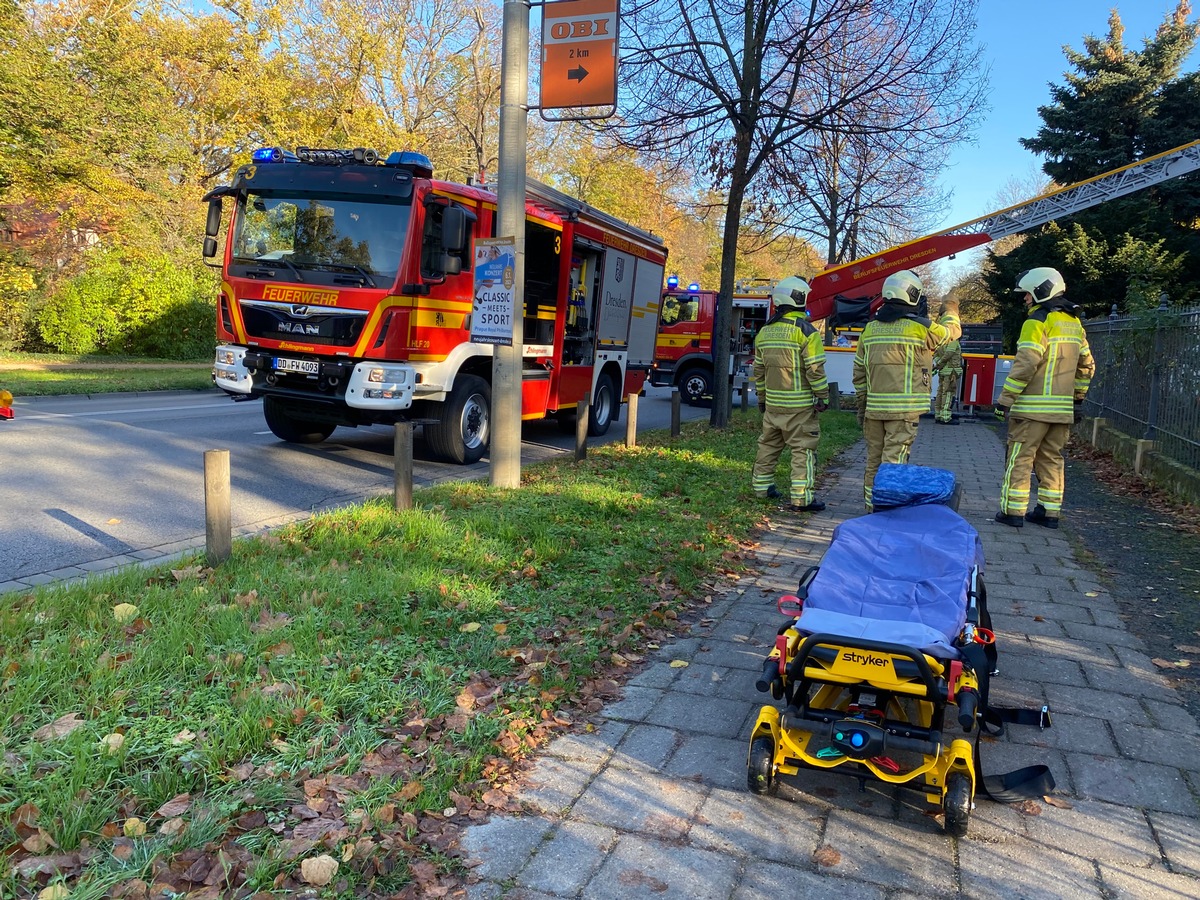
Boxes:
[230,191,410,285]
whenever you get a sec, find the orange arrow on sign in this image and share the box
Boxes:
[540,0,618,110]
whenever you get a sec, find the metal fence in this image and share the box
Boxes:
[1081,300,1200,472]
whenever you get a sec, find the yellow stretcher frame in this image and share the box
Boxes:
[747,629,981,829]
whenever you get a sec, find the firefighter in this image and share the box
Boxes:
[994,267,1095,528]
[853,270,951,510]
[933,314,964,424]
[752,275,830,512]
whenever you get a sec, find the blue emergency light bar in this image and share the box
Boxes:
[249,146,434,178]
[688,282,700,291]
[385,151,434,178]
[666,274,679,289]
[252,147,298,163]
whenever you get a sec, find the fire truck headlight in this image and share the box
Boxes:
[367,367,409,385]
[216,348,237,366]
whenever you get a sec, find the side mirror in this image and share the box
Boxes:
[203,236,218,259]
[205,199,223,237]
[442,206,467,253]
[442,255,462,276]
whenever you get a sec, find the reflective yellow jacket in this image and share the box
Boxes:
[853,314,950,419]
[753,310,829,408]
[934,339,963,373]
[999,307,1095,423]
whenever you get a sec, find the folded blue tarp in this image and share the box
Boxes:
[796,503,984,656]
[872,462,956,509]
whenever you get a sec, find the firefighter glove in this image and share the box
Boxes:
[758,399,767,414]
[814,399,829,414]
[993,405,1008,422]
[1074,401,1084,424]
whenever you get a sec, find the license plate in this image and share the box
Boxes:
[273,357,319,375]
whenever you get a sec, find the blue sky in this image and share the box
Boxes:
[937,0,1199,230]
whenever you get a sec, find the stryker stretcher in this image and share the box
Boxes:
[746,464,1051,836]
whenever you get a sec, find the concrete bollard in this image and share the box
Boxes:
[204,449,232,566]
[828,382,840,411]
[575,398,589,461]
[394,422,413,510]
[671,389,681,437]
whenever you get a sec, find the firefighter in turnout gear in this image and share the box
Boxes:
[994,267,1094,528]
[752,276,830,511]
[933,312,964,424]
[853,270,951,510]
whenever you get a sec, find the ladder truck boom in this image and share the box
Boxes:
[805,138,1200,322]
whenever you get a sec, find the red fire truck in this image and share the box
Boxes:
[202,147,667,463]
[649,281,771,404]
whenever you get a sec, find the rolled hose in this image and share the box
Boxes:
[957,689,978,731]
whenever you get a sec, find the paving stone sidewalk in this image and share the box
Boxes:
[462,419,1200,900]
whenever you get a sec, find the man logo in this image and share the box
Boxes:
[615,257,624,283]
[291,305,312,318]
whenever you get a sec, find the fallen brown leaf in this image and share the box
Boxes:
[813,844,842,867]
[32,713,86,742]
[1043,795,1074,809]
[299,854,338,886]
[154,793,191,819]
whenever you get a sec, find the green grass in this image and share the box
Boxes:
[0,411,860,898]
[0,353,214,396]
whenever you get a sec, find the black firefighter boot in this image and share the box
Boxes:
[994,511,1024,528]
[1025,504,1060,529]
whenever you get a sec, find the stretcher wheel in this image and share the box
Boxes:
[747,737,776,795]
[943,772,972,836]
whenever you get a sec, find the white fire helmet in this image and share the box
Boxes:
[881,270,923,307]
[772,275,811,309]
[1015,267,1066,303]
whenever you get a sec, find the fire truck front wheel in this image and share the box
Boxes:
[262,397,337,444]
[678,366,713,406]
[427,375,491,464]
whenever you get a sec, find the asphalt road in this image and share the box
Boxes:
[0,384,715,585]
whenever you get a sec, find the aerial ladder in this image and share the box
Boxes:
[804,138,1200,322]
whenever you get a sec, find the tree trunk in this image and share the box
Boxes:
[710,148,753,428]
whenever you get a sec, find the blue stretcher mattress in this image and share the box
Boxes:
[796,503,984,657]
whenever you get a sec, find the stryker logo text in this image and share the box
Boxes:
[841,651,889,667]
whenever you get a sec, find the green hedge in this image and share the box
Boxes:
[36,248,216,359]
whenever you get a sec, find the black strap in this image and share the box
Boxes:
[973,707,1056,802]
[961,642,1056,803]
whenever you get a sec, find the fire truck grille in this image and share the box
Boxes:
[240,301,366,348]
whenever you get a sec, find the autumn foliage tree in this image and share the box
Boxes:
[611,0,986,425]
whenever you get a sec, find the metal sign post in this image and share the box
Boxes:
[492,0,530,489]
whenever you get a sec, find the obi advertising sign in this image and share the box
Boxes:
[540,0,618,110]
